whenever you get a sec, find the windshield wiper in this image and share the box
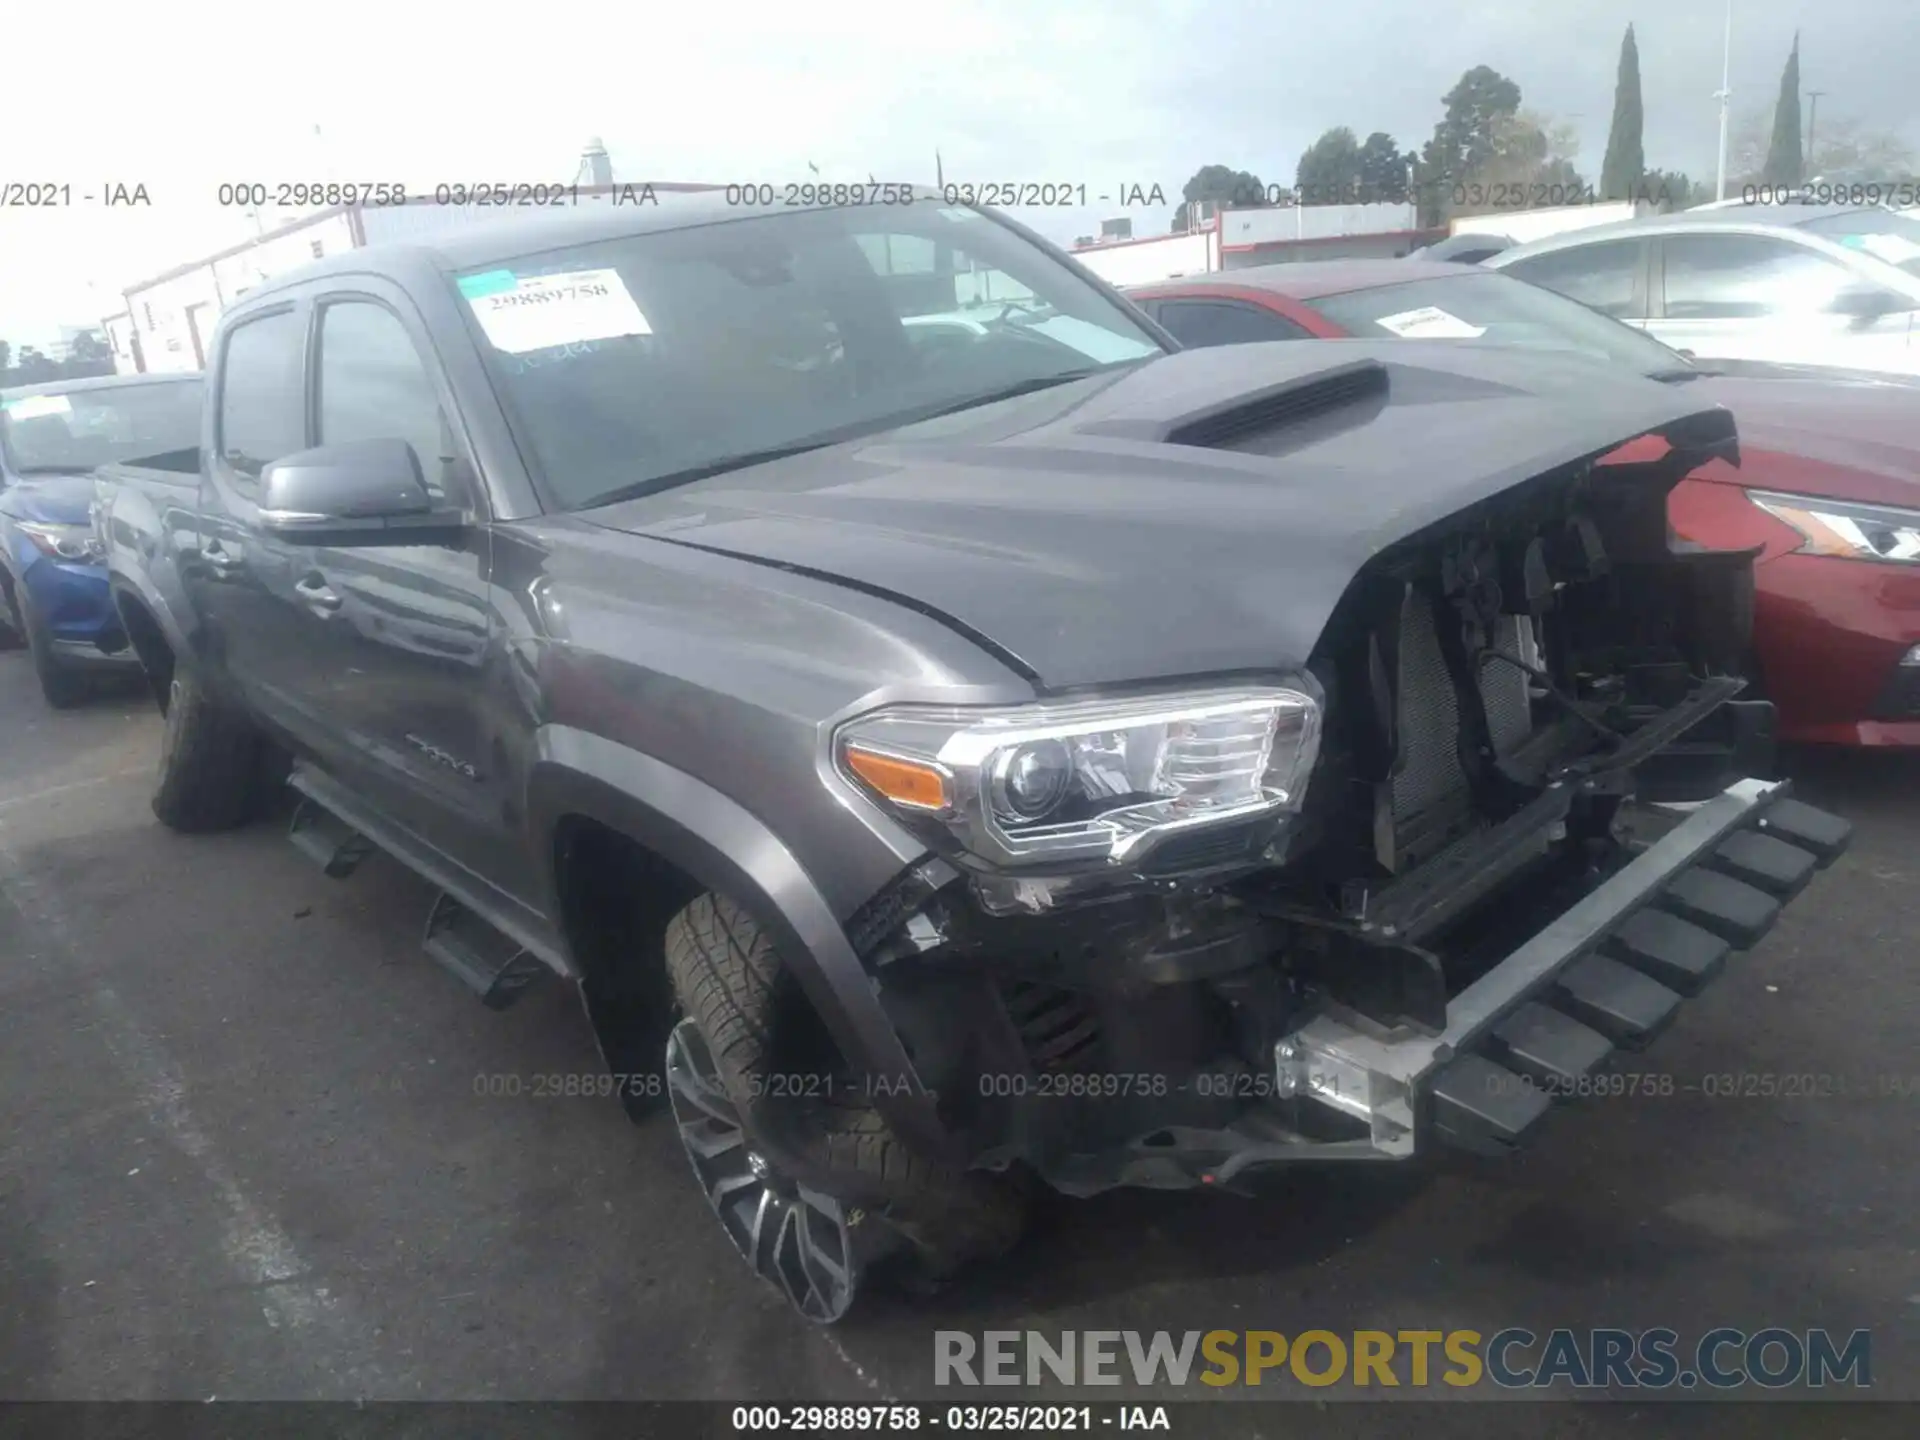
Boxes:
[577,439,836,510]
[11,463,99,476]
[1644,367,1704,384]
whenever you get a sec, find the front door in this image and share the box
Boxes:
[1646,232,1920,371]
[291,288,515,901]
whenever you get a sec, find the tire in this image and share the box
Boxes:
[16,592,90,709]
[664,891,1026,1296]
[150,662,278,832]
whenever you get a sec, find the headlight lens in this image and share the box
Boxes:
[1749,490,1920,563]
[17,521,105,564]
[837,683,1322,868]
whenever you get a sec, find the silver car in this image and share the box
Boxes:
[1485,206,1920,376]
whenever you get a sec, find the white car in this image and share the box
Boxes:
[1485,206,1920,377]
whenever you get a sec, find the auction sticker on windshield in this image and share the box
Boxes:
[2,394,74,421]
[458,268,652,354]
[1372,306,1488,339]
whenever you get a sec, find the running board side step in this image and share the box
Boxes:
[288,797,376,878]
[424,893,546,1010]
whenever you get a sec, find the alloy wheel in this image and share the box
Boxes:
[665,1018,861,1322]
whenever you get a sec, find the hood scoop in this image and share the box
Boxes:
[1164,359,1390,451]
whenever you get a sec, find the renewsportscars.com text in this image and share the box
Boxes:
[935,1327,1871,1390]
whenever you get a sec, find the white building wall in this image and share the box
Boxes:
[1070,231,1219,286]
[126,268,224,373]
[1221,202,1422,247]
[1451,202,1635,241]
[211,212,357,301]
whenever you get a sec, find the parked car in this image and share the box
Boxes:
[0,373,202,705]
[1482,206,1920,376]
[1129,259,1920,748]
[100,195,1848,1322]
[1413,231,1520,264]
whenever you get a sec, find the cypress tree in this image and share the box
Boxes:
[1762,34,1805,187]
[1600,25,1645,200]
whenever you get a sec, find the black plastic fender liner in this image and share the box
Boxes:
[527,726,960,1161]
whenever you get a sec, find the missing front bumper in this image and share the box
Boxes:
[1250,778,1850,1173]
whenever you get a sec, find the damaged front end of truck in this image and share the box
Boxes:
[832,391,1851,1197]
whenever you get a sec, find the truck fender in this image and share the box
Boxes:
[526,725,957,1159]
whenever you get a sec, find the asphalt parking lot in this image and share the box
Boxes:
[0,649,1915,1434]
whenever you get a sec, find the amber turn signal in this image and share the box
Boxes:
[843,746,950,811]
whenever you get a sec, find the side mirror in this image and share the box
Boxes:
[1830,287,1899,324]
[259,439,463,545]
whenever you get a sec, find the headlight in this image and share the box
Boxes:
[836,683,1322,868]
[17,521,105,564]
[1749,491,1920,563]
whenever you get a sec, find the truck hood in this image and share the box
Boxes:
[0,471,96,525]
[586,342,1734,689]
[1691,370,1920,507]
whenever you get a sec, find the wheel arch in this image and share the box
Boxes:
[109,572,188,711]
[527,725,957,1159]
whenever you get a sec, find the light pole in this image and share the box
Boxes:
[1714,0,1733,201]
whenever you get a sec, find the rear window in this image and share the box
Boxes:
[0,380,202,476]
[1309,271,1685,375]
[452,203,1165,511]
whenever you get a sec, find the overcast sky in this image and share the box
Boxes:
[3,0,1915,347]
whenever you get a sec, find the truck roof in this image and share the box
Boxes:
[0,371,201,401]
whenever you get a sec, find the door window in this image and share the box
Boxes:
[316,301,457,499]
[1501,239,1645,318]
[1153,299,1313,346]
[1660,234,1898,319]
[216,309,307,477]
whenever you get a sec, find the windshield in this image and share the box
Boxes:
[1794,209,1920,278]
[1310,270,1690,377]
[454,204,1166,510]
[0,380,203,476]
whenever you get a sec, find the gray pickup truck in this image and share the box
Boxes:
[99,192,1851,1322]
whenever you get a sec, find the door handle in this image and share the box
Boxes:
[296,575,343,614]
[202,540,245,576]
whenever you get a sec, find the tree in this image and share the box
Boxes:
[1454,110,1586,209]
[1171,163,1273,232]
[1761,33,1804,187]
[1807,116,1919,180]
[1296,126,1362,203]
[66,331,112,369]
[1640,168,1699,209]
[1357,132,1412,203]
[12,346,58,384]
[0,339,10,377]
[1418,65,1524,224]
[1600,24,1645,200]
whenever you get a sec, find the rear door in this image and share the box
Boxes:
[189,302,335,740]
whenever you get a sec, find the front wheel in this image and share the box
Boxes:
[663,891,1027,1321]
[15,590,90,709]
[150,662,282,832]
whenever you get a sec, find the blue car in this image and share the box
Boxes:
[0,373,203,706]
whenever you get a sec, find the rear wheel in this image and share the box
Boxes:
[150,661,281,832]
[663,890,1027,1321]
